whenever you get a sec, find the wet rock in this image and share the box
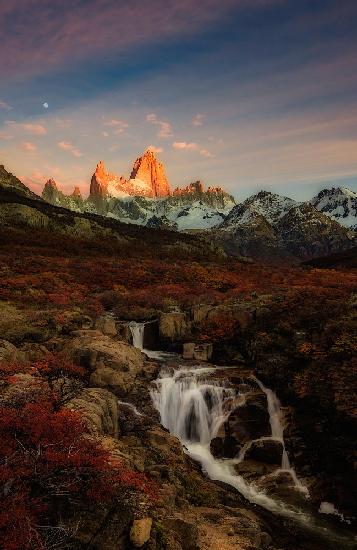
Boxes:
[130,517,153,547]
[234,459,276,483]
[245,438,284,465]
[143,319,160,349]
[210,435,240,459]
[256,471,308,508]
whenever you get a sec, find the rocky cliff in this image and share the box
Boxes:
[90,150,170,199]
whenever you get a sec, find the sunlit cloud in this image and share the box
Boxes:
[146,113,172,138]
[104,119,129,135]
[172,141,213,157]
[5,121,47,135]
[0,131,13,140]
[147,145,163,153]
[58,140,82,157]
[20,141,37,152]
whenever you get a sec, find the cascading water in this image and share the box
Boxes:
[129,321,177,360]
[150,365,356,545]
[151,366,312,520]
[129,321,145,350]
[151,367,241,444]
[252,375,308,493]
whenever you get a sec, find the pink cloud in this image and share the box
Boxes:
[20,141,37,152]
[0,131,13,140]
[58,140,82,157]
[173,141,198,150]
[147,145,163,153]
[146,113,172,138]
[6,121,47,135]
[173,141,213,157]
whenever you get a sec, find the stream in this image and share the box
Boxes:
[129,321,356,547]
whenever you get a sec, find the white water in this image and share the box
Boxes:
[117,399,143,417]
[151,366,313,521]
[129,321,176,360]
[129,321,145,350]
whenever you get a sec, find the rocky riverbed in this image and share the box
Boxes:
[1,311,356,549]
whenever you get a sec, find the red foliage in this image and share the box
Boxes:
[199,314,240,343]
[0,398,156,550]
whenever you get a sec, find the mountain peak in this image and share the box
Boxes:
[130,149,170,197]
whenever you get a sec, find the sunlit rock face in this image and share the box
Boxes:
[130,149,171,197]
[90,160,129,198]
[90,150,171,198]
[173,180,227,198]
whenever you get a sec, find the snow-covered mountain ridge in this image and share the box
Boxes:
[310,187,357,230]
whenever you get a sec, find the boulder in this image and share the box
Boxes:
[226,392,271,443]
[146,427,183,458]
[255,470,308,508]
[252,531,272,549]
[0,340,24,363]
[159,313,190,341]
[64,330,144,395]
[95,315,117,337]
[245,438,283,465]
[19,342,48,362]
[130,517,153,548]
[163,518,198,550]
[210,435,240,459]
[66,388,119,437]
[234,459,276,483]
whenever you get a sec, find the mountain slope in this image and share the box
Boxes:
[216,192,355,261]
[0,164,40,200]
[311,187,357,230]
[0,164,222,261]
[223,191,298,227]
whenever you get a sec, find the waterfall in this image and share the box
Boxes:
[151,366,356,545]
[129,321,145,350]
[129,321,177,360]
[151,367,241,444]
[252,376,308,492]
[151,366,311,519]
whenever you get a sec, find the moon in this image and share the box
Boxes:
[43,102,49,109]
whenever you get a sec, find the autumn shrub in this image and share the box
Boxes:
[198,314,240,343]
[0,396,156,550]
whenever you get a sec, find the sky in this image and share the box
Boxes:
[0,0,357,201]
